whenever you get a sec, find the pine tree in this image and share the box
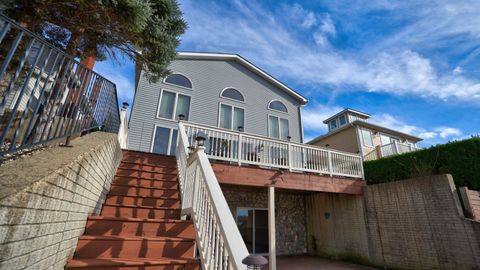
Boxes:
[2,0,187,82]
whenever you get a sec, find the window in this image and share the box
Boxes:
[219,103,244,130]
[381,134,400,145]
[268,115,289,140]
[339,115,347,126]
[164,74,192,88]
[361,129,374,147]
[236,208,268,254]
[268,100,288,113]
[330,119,338,130]
[157,90,191,120]
[221,88,244,102]
[151,127,178,155]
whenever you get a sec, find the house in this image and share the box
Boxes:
[127,52,365,260]
[308,108,423,161]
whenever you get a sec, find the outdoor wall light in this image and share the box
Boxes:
[195,131,207,147]
[325,144,330,148]
[242,254,268,270]
[122,102,129,109]
[287,135,291,141]
[178,114,185,121]
[238,126,244,132]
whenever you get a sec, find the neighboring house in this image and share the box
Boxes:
[128,52,308,155]
[127,52,365,257]
[308,108,422,161]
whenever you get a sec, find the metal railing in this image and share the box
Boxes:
[0,14,120,157]
[176,122,249,269]
[181,121,364,179]
[380,141,419,158]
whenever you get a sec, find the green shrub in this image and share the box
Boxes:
[363,138,480,189]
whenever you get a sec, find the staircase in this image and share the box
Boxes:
[66,150,200,270]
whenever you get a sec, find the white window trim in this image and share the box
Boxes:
[361,128,374,147]
[267,114,290,140]
[235,207,268,255]
[150,125,178,155]
[217,102,245,131]
[329,118,339,131]
[219,87,246,103]
[379,132,401,145]
[339,114,347,126]
[156,88,192,122]
[162,73,193,90]
[267,99,289,114]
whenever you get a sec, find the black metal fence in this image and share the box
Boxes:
[0,13,120,158]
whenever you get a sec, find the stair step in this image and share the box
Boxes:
[74,235,195,259]
[67,257,200,270]
[112,177,178,188]
[105,195,180,208]
[84,216,195,238]
[118,164,177,174]
[109,184,179,198]
[121,160,177,169]
[115,169,177,180]
[101,204,181,219]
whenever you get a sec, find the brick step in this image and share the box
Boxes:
[84,216,195,238]
[115,169,177,180]
[118,163,177,174]
[121,151,176,162]
[66,257,200,270]
[73,235,195,259]
[109,184,179,198]
[112,177,178,188]
[101,203,181,219]
[105,195,180,208]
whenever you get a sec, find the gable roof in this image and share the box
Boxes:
[176,52,308,104]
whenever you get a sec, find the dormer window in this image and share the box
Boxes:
[268,100,288,113]
[220,88,244,102]
[339,115,347,126]
[330,119,338,130]
[164,74,192,89]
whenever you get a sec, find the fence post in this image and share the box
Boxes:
[327,150,333,177]
[238,133,242,166]
[287,142,293,172]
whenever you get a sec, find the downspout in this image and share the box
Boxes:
[298,105,305,143]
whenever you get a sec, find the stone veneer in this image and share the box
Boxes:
[221,185,307,255]
[0,132,121,269]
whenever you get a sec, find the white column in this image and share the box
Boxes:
[268,185,276,270]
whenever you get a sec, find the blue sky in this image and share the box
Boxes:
[95,0,480,146]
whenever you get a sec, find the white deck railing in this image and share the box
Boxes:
[176,122,249,270]
[181,121,364,179]
[380,141,419,158]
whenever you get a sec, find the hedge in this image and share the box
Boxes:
[363,138,480,189]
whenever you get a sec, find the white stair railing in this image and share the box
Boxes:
[176,122,249,270]
[182,121,364,179]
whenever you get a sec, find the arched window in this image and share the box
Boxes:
[164,74,192,89]
[268,100,288,113]
[220,88,244,102]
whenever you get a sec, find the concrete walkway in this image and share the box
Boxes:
[275,255,379,270]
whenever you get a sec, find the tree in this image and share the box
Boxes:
[2,0,187,82]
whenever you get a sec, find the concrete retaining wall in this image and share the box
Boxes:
[0,132,122,269]
[306,174,480,270]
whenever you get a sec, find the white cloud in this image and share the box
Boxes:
[453,66,463,75]
[435,127,462,139]
[302,104,343,132]
[179,0,480,104]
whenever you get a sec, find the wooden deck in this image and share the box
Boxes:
[212,162,365,195]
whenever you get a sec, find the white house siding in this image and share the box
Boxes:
[128,59,304,153]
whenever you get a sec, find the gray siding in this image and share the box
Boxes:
[128,59,304,153]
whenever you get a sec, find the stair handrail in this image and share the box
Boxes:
[176,121,249,270]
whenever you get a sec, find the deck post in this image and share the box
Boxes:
[268,185,276,270]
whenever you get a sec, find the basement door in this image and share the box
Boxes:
[236,207,268,254]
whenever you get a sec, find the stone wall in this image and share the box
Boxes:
[0,132,122,269]
[305,174,480,270]
[221,185,307,255]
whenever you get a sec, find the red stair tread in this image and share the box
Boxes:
[78,235,194,241]
[67,257,199,268]
[101,202,180,210]
[110,183,178,190]
[87,215,190,223]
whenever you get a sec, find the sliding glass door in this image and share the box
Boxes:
[236,208,268,254]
